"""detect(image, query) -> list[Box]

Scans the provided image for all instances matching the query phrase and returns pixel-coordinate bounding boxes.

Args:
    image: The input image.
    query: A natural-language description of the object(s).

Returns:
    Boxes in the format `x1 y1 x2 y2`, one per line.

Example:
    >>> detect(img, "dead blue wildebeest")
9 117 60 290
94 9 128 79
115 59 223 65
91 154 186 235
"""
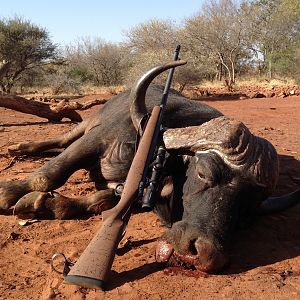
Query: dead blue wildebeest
0 61 299 273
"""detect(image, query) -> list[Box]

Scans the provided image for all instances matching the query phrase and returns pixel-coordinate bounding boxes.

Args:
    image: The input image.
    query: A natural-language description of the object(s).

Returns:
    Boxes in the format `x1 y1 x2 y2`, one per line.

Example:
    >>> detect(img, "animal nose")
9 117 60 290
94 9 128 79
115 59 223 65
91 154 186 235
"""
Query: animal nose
156 237 228 273
191 238 228 272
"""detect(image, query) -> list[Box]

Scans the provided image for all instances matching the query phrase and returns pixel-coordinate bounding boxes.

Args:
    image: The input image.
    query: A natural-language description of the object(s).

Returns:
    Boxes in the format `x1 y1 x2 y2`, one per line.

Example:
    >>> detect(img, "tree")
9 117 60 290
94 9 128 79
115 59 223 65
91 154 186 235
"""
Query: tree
249 0 300 78
125 19 178 53
65 38 129 86
0 17 57 93
183 0 249 89
124 19 197 89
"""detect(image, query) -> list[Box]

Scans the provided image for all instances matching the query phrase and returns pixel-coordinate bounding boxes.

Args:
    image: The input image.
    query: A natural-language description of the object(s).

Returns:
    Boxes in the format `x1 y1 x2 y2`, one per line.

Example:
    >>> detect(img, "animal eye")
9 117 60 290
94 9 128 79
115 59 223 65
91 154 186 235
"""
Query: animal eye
198 172 206 180
197 170 214 187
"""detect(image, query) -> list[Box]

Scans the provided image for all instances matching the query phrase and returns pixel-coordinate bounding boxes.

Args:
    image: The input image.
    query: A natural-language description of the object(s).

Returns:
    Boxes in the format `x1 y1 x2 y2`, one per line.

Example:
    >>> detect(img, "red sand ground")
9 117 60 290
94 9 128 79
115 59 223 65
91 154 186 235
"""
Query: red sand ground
0 92 299 300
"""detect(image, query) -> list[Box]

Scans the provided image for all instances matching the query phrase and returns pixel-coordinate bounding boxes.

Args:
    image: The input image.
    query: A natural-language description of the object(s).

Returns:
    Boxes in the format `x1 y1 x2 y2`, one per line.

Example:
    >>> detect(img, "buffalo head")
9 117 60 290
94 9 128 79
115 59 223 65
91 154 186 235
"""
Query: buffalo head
129 61 279 273
156 117 279 272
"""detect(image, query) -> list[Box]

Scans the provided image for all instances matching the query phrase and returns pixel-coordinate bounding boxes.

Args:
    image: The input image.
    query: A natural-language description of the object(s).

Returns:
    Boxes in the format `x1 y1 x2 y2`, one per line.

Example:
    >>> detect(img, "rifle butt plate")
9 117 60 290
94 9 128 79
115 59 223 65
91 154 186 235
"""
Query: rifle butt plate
64 274 105 290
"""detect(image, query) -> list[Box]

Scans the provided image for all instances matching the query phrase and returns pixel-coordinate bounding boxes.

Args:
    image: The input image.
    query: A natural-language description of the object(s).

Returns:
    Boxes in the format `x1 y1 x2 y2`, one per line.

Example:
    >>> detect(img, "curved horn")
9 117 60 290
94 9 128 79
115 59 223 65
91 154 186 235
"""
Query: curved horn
258 189 300 214
164 116 279 194
129 60 187 130
163 117 249 156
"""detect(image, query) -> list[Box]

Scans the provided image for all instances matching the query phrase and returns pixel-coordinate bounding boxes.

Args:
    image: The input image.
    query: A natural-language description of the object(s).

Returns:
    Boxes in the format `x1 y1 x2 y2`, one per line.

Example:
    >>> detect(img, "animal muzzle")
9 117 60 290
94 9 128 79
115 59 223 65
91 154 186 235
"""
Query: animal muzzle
156 237 228 273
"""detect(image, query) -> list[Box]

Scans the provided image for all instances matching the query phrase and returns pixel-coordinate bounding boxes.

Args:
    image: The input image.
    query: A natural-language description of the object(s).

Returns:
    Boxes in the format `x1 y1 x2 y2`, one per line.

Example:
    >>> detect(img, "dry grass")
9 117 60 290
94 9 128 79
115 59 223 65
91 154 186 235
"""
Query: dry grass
236 77 297 88
16 76 298 98
18 84 126 98
199 77 297 89
78 84 126 95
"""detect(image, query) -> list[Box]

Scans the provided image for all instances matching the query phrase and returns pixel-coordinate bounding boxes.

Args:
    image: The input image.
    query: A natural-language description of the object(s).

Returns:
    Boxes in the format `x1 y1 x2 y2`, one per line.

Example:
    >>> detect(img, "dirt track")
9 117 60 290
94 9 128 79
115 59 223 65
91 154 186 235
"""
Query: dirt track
0 93 299 300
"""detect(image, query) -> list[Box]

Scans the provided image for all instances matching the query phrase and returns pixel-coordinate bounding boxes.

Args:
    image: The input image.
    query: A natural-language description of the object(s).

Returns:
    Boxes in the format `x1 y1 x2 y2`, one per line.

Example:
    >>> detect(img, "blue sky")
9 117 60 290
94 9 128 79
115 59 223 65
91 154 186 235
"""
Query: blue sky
0 0 204 46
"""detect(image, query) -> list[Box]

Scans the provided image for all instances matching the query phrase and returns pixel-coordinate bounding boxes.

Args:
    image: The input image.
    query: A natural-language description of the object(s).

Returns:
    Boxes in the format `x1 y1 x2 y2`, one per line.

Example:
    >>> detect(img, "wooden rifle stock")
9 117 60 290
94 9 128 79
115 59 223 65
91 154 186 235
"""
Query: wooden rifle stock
64 45 183 290
64 106 161 289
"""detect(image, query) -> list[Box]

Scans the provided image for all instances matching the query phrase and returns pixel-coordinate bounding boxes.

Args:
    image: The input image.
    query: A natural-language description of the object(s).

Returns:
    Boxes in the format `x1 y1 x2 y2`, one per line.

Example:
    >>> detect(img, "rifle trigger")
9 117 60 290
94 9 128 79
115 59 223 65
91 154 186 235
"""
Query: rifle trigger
50 252 74 277
114 183 124 196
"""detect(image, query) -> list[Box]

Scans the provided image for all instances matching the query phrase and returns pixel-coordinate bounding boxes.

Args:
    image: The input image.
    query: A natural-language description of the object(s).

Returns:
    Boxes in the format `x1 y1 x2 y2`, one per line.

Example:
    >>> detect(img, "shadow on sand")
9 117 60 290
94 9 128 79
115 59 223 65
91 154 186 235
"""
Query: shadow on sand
225 154 300 274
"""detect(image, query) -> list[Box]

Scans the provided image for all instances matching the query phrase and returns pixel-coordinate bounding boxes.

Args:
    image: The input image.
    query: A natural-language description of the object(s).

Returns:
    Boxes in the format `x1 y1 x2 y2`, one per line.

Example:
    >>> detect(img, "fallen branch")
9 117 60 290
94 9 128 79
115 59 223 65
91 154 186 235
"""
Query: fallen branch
74 99 107 110
50 98 107 111
0 94 82 122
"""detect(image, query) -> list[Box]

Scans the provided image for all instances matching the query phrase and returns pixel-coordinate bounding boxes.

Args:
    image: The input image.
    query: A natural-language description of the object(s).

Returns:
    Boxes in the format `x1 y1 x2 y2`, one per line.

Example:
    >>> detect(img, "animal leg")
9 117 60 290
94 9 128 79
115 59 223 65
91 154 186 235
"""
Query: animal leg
0 131 101 210
13 189 118 219
7 119 90 156
0 180 31 210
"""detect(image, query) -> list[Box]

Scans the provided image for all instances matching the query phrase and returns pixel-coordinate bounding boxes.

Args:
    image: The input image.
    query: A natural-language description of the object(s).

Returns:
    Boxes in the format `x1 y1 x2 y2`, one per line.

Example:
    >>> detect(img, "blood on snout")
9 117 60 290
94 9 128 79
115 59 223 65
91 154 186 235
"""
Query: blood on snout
156 238 228 274
156 240 174 263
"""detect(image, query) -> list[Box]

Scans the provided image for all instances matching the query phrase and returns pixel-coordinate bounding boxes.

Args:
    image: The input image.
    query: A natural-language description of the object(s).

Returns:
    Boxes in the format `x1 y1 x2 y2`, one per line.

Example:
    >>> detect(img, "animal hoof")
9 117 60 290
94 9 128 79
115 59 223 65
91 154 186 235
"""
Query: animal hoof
13 192 50 219
0 181 24 209
8 143 31 156
86 189 117 214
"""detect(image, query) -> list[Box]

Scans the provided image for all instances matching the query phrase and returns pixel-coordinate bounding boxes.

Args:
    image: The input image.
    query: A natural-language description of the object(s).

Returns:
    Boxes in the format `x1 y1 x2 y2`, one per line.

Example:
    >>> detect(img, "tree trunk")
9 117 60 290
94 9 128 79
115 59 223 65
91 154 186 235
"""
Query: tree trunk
268 59 273 79
0 94 83 122
0 61 10 80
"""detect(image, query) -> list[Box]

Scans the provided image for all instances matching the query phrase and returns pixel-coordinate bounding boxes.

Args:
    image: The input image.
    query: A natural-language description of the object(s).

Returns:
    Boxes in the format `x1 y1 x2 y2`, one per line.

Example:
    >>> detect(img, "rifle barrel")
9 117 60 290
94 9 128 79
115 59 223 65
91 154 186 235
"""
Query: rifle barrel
161 45 181 107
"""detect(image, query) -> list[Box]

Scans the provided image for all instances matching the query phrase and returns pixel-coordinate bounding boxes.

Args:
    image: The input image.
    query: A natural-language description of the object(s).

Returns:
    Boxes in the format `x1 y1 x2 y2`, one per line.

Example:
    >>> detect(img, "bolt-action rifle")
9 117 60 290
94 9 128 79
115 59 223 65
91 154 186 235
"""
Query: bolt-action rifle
63 45 185 290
